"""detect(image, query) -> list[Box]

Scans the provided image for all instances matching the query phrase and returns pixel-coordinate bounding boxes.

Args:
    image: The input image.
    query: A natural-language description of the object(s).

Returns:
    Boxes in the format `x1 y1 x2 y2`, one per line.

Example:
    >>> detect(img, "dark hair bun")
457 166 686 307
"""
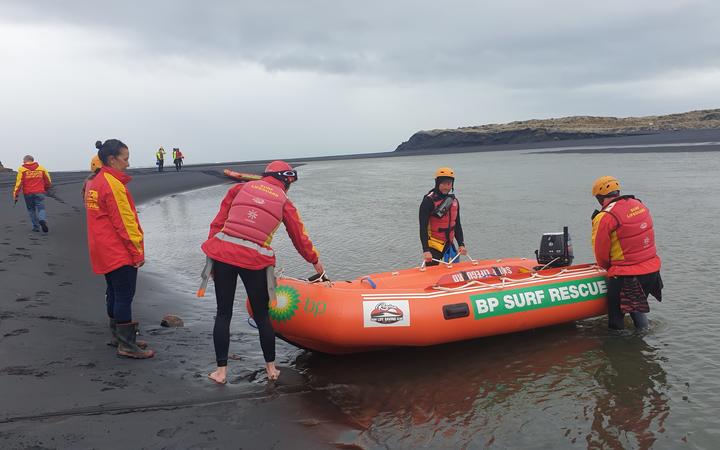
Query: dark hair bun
95 140 103 150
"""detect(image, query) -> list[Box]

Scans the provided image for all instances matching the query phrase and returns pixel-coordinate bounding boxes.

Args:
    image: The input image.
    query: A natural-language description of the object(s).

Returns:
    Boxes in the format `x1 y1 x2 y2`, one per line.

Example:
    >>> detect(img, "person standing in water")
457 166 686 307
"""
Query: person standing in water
591 175 662 330
419 167 466 266
85 139 154 358
201 160 324 383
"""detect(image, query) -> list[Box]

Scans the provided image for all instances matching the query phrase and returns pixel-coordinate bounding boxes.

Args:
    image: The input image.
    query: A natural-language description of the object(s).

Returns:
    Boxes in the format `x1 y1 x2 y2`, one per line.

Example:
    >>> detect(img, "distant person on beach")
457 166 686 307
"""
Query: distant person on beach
156 147 166 172
419 167 466 266
84 139 154 359
172 147 184 172
201 160 324 383
591 176 663 330
12 155 52 233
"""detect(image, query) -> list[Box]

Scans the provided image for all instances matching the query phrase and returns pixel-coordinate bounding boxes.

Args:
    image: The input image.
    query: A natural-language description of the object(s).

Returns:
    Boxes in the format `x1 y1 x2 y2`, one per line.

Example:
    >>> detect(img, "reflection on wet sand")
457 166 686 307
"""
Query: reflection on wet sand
293 321 669 449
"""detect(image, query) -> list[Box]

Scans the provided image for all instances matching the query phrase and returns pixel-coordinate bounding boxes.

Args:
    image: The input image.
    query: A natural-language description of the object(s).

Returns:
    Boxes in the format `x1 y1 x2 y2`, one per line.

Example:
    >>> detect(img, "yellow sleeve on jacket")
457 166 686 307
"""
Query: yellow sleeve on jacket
105 173 144 257
12 168 25 198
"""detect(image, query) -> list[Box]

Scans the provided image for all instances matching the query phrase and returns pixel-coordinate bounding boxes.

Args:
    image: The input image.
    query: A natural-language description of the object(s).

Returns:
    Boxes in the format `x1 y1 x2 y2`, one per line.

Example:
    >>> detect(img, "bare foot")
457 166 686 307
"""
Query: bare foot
208 367 227 385
266 362 281 381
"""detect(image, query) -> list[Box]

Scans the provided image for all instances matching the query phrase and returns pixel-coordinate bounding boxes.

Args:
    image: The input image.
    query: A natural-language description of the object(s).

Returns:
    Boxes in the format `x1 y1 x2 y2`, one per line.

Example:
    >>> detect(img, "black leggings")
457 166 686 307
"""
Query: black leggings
212 259 275 366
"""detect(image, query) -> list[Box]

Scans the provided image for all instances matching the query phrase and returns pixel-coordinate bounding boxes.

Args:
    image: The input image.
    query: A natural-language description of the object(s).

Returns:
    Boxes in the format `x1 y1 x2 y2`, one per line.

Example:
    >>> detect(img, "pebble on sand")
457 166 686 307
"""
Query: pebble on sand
160 315 184 328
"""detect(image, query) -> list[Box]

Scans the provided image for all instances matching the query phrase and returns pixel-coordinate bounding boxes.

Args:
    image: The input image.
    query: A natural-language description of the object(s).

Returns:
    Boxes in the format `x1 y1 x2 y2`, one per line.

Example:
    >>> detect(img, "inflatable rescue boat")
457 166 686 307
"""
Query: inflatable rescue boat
256 256 608 354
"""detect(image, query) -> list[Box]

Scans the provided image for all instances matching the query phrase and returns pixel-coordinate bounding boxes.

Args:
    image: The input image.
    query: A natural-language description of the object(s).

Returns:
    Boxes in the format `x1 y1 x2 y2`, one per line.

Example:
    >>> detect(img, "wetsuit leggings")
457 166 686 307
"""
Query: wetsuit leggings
104 265 138 324
212 259 275 366
606 273 659 330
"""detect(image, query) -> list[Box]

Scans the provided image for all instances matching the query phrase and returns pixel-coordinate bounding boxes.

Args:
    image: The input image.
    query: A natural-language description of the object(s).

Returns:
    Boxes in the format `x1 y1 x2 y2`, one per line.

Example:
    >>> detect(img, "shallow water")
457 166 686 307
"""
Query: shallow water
140 149 720 448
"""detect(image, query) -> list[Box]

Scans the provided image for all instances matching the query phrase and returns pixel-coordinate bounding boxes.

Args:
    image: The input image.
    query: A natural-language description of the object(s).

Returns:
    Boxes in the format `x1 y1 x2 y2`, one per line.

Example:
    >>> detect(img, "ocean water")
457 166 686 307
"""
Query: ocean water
140 149 720 449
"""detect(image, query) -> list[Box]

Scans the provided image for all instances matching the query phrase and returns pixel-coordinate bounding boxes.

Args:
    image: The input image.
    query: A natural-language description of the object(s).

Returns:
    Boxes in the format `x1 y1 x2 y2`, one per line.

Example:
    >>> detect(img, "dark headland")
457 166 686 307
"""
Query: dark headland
393 108 720 154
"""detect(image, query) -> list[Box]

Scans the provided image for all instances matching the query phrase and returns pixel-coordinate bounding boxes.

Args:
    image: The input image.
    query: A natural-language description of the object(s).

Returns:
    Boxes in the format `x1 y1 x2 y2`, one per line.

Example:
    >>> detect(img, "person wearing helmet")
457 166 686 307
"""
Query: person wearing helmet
591 176 662 330
419 167 467 265
201 160 324 383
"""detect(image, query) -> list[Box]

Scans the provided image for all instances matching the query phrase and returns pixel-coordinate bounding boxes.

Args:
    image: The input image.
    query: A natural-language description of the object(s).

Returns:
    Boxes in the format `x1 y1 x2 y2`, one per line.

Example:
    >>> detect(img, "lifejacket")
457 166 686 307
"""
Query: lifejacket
221 180 287 247
592 195 660 274
427 193 458 252
156 150 164 160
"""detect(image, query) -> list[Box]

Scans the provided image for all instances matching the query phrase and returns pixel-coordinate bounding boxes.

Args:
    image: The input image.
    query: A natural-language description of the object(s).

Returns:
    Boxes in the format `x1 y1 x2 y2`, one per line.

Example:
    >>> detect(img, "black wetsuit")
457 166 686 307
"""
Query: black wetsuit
211 259 275 366
419 189 465 266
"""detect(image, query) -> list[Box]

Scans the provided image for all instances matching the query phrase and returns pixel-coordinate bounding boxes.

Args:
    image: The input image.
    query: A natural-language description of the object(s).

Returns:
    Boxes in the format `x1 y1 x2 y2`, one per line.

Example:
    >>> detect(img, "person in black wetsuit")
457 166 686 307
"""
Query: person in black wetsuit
419 167 467 266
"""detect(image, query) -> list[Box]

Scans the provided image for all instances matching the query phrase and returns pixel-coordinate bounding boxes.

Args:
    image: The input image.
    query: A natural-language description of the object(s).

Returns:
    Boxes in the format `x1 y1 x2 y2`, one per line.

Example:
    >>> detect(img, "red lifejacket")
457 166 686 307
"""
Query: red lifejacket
221 180 287 247
593 195 661 276
427 193 458 250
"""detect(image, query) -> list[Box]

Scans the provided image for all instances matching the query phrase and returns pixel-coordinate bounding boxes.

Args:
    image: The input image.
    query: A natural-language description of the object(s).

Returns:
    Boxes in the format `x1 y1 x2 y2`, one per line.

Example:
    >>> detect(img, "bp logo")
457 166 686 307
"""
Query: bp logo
269 285 300 322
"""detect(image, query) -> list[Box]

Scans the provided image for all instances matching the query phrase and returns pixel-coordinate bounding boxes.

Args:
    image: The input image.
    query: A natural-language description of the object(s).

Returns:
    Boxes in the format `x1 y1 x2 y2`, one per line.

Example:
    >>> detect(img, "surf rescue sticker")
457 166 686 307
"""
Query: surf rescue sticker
470 277 607 319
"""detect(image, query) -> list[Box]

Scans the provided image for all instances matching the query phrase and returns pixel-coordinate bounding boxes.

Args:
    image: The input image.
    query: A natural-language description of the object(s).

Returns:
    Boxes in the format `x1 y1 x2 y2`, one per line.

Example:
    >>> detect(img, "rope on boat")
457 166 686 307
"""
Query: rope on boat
419 253 477 271
431 265 604 292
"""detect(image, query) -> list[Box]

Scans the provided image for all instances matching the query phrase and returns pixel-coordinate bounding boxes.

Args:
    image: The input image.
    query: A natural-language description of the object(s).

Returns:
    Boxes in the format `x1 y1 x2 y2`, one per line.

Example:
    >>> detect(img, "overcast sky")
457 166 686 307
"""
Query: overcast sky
1 0 719 170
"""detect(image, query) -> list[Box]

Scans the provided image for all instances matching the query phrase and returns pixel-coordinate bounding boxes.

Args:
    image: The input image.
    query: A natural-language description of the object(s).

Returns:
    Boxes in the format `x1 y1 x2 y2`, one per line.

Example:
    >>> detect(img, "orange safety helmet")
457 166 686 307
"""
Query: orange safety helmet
434 167 455 179
90 155 103 172
591 176 621 196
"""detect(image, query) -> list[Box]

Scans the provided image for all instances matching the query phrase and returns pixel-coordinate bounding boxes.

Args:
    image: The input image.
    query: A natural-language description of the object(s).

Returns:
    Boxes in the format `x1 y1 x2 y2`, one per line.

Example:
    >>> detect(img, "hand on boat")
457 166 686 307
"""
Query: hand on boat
313 261 325 276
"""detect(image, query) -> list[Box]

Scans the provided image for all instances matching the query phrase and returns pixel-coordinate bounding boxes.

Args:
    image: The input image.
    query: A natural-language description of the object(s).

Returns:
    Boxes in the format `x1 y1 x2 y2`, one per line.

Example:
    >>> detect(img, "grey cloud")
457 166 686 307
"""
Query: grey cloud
2 0 720 88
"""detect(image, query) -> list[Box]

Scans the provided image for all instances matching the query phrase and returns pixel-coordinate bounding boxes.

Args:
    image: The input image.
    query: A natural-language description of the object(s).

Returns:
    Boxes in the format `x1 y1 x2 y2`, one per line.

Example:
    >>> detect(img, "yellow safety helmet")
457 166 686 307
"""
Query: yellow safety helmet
434 167 455 179
90 155 102 172
591 176 621 196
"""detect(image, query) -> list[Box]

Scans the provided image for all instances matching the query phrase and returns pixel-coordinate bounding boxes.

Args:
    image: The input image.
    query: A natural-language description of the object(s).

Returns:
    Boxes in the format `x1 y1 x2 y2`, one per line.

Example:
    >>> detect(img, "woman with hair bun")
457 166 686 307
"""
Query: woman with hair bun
84 139 154 359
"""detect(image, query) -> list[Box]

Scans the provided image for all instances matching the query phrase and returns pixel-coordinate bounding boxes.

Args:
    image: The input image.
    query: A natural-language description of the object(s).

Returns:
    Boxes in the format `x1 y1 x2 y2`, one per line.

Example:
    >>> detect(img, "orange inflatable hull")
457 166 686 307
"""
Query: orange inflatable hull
257 259 609 354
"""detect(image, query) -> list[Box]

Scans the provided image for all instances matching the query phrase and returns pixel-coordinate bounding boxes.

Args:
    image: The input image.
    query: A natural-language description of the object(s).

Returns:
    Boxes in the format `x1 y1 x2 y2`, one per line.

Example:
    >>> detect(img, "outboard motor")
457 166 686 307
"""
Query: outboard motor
535 226 574 268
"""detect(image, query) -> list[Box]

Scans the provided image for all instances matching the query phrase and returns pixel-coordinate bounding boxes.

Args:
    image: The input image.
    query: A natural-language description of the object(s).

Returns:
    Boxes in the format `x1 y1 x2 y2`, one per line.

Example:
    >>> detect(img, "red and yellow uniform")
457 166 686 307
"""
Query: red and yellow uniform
13 162 51 199
591 195 661 277
201 176 319 270
84 166 144 274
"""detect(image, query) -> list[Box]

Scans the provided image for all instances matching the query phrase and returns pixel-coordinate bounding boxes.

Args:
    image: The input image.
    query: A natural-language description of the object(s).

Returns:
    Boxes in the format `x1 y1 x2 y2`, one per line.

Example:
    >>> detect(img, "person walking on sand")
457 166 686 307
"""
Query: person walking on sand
12 155 52 233
591 176 663 330
84 139 154 359
172 147 184 172
155 147 166 172
419 167 467 266
201 160 324 383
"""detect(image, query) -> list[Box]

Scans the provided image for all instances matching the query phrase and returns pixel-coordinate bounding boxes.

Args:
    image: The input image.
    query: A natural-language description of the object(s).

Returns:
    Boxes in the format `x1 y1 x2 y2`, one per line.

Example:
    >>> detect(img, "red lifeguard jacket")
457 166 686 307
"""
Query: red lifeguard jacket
591 195 661 276
222 180 287 247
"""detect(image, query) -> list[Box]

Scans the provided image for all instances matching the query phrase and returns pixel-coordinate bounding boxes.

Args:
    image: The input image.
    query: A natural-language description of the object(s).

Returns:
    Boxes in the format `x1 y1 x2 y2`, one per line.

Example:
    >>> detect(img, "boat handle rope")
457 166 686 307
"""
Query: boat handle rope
419 253 478 271
431 265 604 292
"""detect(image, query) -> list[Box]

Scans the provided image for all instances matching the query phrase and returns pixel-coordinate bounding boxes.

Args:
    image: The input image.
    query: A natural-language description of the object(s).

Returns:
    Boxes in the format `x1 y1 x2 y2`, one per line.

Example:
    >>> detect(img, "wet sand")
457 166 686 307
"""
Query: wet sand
0 165 348 449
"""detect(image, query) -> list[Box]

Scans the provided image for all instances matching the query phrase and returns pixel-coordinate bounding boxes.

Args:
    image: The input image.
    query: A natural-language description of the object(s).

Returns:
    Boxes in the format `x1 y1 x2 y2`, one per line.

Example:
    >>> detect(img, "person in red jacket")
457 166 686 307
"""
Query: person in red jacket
85 139 154 359
202 160 324 383
591 176 662 330
13 155 52 232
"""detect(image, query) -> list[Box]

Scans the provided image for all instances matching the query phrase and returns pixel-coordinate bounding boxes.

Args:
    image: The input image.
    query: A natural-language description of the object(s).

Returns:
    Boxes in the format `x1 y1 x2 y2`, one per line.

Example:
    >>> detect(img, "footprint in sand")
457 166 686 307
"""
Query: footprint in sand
44 271 55 276
15 297 30 302
3 329 29 338
156 427 181 438
58 281 72 286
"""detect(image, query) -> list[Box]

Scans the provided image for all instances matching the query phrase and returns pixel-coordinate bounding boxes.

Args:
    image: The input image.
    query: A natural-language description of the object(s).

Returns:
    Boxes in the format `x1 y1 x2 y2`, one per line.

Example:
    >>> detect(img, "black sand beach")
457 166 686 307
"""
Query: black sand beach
2 130 719 448
0 164 348 449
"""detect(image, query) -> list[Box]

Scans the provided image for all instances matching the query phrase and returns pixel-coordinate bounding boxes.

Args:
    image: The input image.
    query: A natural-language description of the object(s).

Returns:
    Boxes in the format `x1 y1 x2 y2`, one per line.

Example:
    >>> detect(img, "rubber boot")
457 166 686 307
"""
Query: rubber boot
116 322 155 359
108 318 147 349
